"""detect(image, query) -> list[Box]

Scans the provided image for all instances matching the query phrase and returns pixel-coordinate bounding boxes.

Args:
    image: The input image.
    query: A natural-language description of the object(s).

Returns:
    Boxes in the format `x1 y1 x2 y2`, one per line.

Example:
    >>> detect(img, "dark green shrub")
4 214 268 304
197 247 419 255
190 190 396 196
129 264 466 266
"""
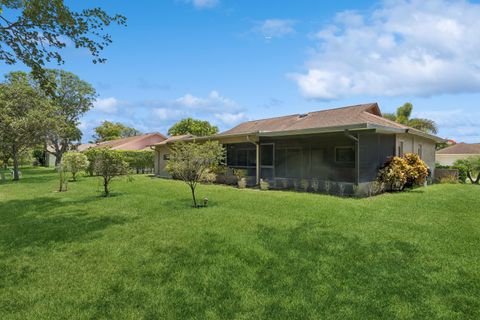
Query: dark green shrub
117 150 154 174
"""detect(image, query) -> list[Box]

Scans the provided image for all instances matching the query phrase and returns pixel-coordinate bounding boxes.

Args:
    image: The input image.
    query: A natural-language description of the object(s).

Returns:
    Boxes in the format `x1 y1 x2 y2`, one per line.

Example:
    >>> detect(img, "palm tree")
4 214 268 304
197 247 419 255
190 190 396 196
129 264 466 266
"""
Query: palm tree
383 103 438 134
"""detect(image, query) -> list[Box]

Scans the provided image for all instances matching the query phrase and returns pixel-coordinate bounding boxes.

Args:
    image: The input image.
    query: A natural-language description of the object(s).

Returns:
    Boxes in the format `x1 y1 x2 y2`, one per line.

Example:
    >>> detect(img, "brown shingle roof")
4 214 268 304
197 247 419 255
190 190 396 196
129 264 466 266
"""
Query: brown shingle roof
219 103 409 136
437 143 480 155
96 133 166 151
152 135 194 146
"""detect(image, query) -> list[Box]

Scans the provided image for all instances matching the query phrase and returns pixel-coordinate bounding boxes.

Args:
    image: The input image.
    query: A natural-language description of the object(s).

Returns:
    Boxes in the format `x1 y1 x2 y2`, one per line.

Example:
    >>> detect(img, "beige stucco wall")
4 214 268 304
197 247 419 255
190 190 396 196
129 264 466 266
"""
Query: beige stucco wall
154 145 172 178
396 133 436 172
436 154 479 166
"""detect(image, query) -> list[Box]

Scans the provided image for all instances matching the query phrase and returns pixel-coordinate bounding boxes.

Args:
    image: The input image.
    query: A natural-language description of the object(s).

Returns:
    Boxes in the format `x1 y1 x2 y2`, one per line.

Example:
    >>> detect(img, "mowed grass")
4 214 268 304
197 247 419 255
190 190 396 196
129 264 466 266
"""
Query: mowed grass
0 167 479 319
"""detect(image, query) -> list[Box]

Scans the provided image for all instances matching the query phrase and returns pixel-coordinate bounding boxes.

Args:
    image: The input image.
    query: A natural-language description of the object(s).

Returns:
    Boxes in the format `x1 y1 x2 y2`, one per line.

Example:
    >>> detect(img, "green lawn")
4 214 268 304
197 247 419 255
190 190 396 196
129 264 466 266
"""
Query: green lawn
0 167 479 319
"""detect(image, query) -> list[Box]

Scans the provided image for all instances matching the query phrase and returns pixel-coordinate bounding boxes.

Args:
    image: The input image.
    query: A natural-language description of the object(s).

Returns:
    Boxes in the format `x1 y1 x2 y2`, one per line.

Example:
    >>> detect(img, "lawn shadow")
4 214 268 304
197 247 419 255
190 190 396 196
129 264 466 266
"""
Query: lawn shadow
0 196 131 253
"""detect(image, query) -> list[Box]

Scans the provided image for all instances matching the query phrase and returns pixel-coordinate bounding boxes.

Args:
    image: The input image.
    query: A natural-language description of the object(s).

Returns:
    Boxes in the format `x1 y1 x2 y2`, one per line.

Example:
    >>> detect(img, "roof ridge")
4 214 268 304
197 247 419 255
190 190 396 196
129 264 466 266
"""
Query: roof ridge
220 103 378 133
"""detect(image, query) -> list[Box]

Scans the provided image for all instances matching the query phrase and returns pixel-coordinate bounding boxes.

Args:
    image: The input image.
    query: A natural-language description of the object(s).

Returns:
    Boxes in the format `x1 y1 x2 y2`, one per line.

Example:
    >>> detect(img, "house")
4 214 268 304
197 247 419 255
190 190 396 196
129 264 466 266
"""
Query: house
436 143 480 166
46 133 167 167
153 103 443 195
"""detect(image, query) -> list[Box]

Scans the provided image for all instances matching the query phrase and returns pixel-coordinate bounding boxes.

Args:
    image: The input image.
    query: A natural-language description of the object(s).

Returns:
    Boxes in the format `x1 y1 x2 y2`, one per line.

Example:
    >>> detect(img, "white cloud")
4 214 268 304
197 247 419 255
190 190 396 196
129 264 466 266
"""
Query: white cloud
153 108 185 121
174 90 240 112
93 97 119 114
214 112 247 125
415 109 480 142
291 0 480 100
185 0 218 9
256 19 296 38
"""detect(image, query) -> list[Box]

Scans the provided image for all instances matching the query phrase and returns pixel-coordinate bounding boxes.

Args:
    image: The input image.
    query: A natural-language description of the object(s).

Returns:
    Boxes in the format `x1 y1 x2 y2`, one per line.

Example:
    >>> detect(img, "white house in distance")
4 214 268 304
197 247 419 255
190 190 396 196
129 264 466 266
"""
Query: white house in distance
436 143 480 166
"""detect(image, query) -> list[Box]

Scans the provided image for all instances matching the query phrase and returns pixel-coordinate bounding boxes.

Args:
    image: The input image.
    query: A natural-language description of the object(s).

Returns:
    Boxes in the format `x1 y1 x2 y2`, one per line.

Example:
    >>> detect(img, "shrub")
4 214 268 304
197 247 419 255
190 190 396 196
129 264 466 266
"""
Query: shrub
62 151 89 181
84 148 100 176
94 148 130 196
404 153 429 187
118 150 154 174
260 179 269 190
454 157 480 184
233 168 247 189
377 156 409 191
300 179 309 192
378 153 429 191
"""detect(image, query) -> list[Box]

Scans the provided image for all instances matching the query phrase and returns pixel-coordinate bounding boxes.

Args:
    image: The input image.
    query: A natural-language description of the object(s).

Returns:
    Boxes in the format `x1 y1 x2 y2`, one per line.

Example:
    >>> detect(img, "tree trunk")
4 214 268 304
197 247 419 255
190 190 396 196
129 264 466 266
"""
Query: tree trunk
190 185 197 207
103 176 109 196
467 171 475 184
55 153 62 167
72 172 77 182
12 146 19 181
475 172 480 185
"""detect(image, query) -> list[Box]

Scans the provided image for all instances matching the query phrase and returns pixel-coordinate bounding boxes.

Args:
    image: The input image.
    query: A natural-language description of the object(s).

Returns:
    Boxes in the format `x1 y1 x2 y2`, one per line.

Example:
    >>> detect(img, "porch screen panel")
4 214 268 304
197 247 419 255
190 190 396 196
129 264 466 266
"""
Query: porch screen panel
274 147 303 178
359 133 396 183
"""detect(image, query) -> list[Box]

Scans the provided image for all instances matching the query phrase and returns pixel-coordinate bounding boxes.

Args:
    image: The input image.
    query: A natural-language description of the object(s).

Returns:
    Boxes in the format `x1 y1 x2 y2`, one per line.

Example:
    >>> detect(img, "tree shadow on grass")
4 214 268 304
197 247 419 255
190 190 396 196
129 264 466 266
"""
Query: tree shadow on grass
89 223 480 319
0 196 131 253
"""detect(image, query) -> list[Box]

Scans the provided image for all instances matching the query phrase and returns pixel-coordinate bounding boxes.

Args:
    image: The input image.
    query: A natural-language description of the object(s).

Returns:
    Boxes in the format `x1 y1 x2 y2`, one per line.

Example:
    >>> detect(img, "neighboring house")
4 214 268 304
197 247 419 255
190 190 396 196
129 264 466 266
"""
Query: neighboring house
153 103 443 196
46 133 167 167
436 143 480 166
153 135 194 178
94 133 167 151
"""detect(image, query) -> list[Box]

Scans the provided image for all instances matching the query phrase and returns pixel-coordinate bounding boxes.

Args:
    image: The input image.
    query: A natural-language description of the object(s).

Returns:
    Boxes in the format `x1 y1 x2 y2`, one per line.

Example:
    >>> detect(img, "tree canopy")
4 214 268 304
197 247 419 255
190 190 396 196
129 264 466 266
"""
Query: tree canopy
44 69 96 165
0 71 54 180
383 103 438 134
166 141 225 207
168 118 219 137
0 1 126 81
93 121 142 142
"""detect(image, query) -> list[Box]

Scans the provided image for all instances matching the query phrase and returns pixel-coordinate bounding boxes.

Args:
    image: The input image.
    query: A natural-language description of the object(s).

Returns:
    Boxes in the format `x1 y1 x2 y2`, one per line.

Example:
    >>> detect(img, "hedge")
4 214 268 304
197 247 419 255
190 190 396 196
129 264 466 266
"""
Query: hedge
85 148 154 175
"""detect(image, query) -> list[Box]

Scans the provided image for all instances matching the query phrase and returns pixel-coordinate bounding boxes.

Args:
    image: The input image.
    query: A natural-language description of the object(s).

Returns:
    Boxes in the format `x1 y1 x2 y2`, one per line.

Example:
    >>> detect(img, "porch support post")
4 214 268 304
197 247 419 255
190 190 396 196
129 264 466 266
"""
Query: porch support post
355 135 360 185
256 143 260 185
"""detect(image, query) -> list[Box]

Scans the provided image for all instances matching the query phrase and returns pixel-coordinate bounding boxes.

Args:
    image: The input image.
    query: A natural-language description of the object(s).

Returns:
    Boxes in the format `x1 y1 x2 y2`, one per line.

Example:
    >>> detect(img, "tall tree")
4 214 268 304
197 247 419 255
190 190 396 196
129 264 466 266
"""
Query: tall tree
93 121 141 142
0 1 126 83
0 71 53 180
168 118 219 137
43 69 96 165
383 103 438 134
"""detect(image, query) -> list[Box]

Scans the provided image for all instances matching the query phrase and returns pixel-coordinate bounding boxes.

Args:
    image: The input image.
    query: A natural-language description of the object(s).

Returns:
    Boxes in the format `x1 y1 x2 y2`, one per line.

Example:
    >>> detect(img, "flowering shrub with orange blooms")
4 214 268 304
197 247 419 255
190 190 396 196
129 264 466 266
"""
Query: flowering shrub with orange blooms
378 153 429 191
404 153 429 187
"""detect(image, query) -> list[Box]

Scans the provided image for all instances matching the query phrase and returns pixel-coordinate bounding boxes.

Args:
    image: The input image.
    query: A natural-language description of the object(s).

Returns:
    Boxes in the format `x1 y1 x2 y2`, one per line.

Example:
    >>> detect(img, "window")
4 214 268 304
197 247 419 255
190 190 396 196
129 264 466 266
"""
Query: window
398 141 404 157
417 144 423 159
275 147 302 178
226 144 256 168
261 144 274 166
163 154 170 160
335 146 355 163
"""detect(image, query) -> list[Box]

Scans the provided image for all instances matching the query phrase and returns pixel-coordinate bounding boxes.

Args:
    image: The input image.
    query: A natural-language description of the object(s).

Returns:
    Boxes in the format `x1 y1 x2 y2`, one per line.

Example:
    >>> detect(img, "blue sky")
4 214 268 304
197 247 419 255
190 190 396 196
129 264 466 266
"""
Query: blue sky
2 0 480 142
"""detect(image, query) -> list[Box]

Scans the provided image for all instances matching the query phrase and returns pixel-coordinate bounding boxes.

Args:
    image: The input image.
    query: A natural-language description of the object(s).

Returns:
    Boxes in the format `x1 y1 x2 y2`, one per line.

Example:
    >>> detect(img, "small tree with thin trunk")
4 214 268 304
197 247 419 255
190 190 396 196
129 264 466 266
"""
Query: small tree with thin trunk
454 157 480 184
93 148 129 196
62 151 89 181
166 141 225 207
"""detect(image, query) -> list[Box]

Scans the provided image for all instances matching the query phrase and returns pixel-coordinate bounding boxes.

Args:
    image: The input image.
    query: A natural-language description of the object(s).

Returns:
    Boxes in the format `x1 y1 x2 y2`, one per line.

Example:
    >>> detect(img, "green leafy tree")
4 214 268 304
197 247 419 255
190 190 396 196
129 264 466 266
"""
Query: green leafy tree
93 148 129 196
454 157 480 184
0 1 126 83
166 141 225 207
43 69 96 165
93 121 142 142
383 103 438 134
0 72 53 180
168 118 219 137
62 151 89 181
